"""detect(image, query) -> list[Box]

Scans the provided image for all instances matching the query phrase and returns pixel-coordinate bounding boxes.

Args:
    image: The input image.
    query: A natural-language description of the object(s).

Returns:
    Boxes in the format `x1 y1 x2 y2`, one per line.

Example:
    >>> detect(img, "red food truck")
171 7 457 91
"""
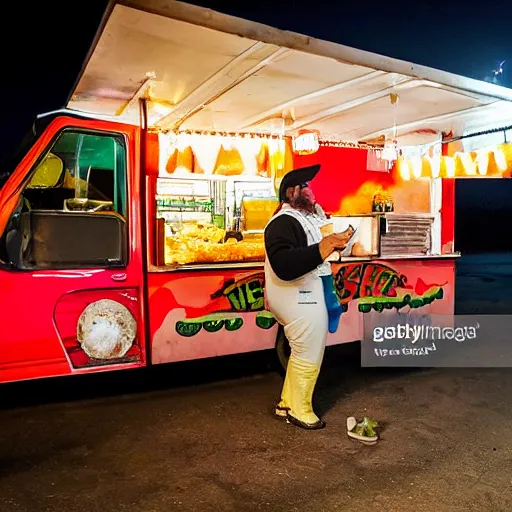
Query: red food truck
1 0 512 384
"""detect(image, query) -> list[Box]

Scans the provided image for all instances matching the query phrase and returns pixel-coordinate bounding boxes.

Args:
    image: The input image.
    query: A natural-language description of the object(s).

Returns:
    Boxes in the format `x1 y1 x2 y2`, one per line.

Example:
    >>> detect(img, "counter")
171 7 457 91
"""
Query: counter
149 252 461 273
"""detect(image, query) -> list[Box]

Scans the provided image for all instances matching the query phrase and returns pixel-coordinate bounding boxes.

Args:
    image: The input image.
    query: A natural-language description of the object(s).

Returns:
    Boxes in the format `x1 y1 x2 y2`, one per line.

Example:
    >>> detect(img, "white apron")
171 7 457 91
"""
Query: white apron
264 204 329 366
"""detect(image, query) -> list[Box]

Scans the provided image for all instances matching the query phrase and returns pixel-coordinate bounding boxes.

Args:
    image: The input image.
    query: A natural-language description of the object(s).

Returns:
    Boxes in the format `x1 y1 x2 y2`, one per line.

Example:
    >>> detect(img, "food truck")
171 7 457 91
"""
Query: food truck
1 0 512 384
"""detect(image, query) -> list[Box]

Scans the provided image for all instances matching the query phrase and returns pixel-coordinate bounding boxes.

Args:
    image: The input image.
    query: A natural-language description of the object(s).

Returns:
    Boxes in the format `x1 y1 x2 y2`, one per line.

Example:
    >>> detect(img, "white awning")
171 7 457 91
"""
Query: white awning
67 0 512 145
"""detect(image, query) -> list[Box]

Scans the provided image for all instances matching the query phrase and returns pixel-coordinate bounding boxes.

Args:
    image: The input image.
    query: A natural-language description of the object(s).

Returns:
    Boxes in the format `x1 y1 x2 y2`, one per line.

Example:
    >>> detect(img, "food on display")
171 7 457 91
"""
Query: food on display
165 222 265 265
172 223 225 243
269 146 285 178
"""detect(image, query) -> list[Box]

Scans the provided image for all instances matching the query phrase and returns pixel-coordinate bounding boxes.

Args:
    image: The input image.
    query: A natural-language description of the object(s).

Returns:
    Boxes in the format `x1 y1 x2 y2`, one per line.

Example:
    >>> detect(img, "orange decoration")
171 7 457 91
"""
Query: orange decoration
166 146 195 174
497 144 512 176
165 148 178 174
213 146 245 176
454 152 476 176
284 137 294 174
439 156 455 178
256 143 269 177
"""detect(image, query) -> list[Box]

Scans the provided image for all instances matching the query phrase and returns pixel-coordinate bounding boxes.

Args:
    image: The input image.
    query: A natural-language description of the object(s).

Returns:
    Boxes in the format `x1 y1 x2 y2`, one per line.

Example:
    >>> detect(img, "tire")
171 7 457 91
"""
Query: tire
275 326 291 376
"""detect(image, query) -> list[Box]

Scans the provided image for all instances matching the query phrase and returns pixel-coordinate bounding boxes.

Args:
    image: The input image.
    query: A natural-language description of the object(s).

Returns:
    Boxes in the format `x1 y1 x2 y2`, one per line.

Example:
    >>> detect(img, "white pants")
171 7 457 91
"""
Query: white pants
265 262 328 366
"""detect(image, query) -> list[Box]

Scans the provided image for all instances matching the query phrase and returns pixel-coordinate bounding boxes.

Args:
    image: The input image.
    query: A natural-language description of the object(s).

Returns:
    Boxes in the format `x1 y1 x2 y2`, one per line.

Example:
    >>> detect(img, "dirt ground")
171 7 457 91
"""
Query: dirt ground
1 354 512 512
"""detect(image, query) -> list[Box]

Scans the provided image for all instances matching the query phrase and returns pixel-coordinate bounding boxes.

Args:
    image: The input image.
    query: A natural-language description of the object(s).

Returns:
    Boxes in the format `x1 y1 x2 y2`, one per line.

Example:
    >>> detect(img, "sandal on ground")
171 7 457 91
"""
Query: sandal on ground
346 416 379 445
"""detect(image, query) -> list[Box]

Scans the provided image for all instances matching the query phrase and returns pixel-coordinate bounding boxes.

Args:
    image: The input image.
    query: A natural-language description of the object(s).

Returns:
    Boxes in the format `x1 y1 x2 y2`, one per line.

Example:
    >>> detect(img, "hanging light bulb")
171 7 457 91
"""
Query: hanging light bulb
382 93 399 163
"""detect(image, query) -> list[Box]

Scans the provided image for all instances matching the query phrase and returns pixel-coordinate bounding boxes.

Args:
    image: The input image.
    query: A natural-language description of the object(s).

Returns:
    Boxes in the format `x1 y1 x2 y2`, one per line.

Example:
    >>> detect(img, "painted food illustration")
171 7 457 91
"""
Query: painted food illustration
174 263 447 336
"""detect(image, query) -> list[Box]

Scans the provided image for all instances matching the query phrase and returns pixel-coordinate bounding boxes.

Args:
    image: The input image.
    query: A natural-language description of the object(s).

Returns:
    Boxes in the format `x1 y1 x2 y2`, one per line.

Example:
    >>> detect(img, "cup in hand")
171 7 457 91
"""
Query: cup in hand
320 223 334 237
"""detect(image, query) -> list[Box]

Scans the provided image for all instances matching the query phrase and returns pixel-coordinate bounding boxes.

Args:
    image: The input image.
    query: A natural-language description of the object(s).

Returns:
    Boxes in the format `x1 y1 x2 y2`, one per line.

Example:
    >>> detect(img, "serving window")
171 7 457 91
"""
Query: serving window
155 132 290 266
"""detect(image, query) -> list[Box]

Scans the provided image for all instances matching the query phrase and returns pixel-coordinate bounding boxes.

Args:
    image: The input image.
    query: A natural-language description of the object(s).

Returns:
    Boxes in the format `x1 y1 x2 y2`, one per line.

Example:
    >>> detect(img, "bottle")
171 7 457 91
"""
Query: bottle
372 193 383 212
384 192 394 212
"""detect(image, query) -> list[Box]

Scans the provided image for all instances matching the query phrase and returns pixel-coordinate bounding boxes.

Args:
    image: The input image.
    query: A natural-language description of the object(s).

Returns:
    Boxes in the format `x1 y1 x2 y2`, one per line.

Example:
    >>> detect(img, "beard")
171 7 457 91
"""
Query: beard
288 191 316 214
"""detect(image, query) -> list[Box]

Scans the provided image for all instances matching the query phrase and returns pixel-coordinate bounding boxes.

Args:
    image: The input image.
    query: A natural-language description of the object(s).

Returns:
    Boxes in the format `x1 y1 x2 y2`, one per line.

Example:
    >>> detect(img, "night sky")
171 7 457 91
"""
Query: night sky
2 0 512 212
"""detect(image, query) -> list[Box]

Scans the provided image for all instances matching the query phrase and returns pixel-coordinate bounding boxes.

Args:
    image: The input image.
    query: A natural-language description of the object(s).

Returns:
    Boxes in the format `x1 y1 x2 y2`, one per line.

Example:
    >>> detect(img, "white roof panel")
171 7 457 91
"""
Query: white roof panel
67 0 512 143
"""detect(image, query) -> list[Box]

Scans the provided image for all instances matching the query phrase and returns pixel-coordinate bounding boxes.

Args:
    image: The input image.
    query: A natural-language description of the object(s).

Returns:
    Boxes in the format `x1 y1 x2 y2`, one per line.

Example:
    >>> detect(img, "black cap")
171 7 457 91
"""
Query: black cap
278 164 321 201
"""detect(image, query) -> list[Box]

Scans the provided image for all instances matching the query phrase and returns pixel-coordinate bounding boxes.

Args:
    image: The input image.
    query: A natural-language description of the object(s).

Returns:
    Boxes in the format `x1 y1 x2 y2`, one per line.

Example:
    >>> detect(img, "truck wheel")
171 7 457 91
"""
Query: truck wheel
275 326 291 376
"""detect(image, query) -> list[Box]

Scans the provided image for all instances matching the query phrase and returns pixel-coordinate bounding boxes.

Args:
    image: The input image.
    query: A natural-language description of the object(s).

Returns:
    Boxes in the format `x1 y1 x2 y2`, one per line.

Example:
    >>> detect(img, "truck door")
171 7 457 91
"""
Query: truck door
0 115 146 383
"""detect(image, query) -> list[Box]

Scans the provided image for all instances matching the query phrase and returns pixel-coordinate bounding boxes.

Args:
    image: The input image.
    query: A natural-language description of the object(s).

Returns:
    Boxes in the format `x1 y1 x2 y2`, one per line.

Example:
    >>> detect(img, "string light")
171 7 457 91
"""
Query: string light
318 140 383 150
164 129 512 177
176 129 282 140
171 129 383 150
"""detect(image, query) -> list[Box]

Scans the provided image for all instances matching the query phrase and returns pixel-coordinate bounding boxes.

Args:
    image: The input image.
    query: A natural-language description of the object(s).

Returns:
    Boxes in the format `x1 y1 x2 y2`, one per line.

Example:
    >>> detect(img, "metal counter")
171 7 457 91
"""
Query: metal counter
149 253 461 273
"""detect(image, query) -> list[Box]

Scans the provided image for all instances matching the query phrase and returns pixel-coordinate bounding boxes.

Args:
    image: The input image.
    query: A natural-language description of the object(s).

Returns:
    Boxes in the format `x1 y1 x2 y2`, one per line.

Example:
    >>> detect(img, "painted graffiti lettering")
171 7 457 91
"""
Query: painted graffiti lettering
333 262 445 313
246 278 265 311
335 263 405 305
220 274 266 313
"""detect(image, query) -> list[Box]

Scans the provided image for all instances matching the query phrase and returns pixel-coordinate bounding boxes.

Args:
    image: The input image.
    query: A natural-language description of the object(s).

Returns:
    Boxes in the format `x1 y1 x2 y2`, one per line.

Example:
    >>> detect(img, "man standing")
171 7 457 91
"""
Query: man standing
264 164 354 430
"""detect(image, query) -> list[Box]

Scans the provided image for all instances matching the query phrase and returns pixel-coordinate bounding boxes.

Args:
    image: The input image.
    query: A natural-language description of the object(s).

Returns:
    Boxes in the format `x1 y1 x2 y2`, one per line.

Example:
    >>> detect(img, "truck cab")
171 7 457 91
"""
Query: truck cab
0 111 146 382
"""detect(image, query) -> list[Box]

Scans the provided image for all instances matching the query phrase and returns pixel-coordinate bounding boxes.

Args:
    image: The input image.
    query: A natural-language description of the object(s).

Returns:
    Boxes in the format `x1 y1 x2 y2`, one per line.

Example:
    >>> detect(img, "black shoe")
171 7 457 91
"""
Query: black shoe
286 414 326 430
